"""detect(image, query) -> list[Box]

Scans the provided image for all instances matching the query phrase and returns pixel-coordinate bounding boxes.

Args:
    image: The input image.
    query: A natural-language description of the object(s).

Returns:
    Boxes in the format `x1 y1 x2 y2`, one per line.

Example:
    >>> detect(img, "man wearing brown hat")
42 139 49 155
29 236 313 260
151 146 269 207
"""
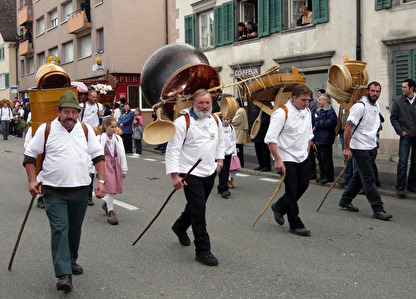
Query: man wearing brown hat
23 91 105 291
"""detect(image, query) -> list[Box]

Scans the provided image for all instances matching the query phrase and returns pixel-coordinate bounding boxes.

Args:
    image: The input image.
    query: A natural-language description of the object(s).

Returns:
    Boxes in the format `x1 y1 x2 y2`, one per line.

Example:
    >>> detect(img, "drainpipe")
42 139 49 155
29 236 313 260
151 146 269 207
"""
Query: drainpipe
165 0 169 44
356 0 361 61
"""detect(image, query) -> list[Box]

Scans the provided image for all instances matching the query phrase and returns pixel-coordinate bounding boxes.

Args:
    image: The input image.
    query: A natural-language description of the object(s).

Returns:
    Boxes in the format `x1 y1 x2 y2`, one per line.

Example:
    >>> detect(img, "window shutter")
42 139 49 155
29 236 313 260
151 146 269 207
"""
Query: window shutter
312 0 328 24
258 0 269 37
222 1 234 45
184 14 195 46
375 0 392 11
5 73 9 88
270 0 282 33
393 51 411 97
214 6 223 46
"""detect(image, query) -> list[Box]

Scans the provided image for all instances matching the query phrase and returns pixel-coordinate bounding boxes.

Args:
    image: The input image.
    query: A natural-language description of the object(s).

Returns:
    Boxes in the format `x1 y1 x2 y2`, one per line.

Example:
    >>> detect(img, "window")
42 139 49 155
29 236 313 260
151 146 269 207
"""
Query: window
375 0 391 10
0 73 9 89
96 28 104 52
199 11 214 49
63 41 74 63
0 46 4 61
393 50 416 97
49 47 58 58
79 34 91 58
20 60 24 77
49 9 58 29
37 52 46 67
37 17 45 35
62 2 73 22
241 1 256 23
26 57 35 74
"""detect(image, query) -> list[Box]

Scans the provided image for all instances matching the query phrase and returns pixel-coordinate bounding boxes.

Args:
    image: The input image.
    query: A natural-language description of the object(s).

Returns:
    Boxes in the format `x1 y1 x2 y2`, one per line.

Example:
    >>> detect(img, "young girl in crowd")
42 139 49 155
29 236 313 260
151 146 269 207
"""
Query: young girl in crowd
98 117 128 225
132 108 143 157
217 116 238 198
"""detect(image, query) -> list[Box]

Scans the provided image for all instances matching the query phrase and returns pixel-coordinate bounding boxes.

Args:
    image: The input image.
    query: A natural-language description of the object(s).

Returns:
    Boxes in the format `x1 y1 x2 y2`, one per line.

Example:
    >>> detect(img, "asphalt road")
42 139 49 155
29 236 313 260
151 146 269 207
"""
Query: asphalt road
1 135 415 298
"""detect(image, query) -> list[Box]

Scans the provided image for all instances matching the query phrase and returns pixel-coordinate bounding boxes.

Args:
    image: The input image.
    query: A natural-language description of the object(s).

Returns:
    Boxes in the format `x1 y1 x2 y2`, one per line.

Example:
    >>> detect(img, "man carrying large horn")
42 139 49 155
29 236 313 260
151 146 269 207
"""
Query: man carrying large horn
165 89 225 266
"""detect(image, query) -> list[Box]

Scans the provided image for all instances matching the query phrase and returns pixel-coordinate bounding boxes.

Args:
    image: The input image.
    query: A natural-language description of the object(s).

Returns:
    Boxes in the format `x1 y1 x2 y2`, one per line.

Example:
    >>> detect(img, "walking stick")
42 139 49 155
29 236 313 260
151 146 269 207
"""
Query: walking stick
132 159 202 246
316 160 348 212
8 181 43 271
252 172 286 227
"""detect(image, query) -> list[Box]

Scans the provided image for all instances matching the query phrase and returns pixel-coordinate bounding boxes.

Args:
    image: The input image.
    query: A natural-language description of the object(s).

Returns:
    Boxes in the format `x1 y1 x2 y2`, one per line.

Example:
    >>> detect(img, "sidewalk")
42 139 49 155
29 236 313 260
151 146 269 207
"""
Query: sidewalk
143 142 416 200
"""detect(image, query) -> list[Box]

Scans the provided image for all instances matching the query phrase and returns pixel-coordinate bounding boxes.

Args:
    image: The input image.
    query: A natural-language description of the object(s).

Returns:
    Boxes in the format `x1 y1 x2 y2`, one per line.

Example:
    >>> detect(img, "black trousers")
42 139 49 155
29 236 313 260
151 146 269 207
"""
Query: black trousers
122 133 133 153
218 154 232 193
316 144 334 181
236 144 244 168
254 142 270 169
173 172 216 252
134 138 142 155
273 158 311 229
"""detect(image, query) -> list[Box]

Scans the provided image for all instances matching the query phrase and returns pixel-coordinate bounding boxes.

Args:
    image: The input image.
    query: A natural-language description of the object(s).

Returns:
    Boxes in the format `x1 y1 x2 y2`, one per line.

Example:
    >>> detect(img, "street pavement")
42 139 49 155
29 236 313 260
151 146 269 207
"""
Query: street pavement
1 135 416 298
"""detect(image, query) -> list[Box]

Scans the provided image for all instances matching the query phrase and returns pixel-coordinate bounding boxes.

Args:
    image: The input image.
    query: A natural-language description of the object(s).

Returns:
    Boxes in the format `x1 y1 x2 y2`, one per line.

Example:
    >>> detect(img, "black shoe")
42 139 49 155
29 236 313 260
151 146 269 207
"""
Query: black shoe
289 227 311 236
315 177 322 183
271 202 284 225
56 274 72 291
37 196 45 209
171 226 191 246
71 263 83 275
339 202 359 212
407 185 416 193
397 189 406 198
154 146 162 150
260 167 271 172
373 210 392 221
376 181 381 187
338 181 348 187
254 166 262 171
195 251 218 266
320 179 333 184
88 197 94 206
221 191 231 198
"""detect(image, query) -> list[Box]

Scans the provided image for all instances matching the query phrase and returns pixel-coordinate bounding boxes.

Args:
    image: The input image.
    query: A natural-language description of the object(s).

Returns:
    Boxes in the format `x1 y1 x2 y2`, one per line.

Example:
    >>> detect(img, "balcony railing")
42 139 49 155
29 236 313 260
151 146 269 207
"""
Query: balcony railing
19 40 34 56
68 9 92 34
18 4 34 26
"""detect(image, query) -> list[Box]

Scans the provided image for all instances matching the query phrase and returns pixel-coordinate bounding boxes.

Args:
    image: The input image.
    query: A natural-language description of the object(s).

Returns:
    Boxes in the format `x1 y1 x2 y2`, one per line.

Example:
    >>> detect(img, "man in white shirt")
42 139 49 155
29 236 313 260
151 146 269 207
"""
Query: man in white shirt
165 89 224 266
1 101 13 140
80 90 103 127
23 91 105 291
265 84 314 236
339 82 392 220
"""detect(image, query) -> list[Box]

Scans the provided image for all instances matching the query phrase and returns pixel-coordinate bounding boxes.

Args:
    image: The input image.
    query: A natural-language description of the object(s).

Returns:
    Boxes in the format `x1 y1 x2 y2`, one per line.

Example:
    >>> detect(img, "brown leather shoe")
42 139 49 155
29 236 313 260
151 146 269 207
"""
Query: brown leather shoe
107 210 118 225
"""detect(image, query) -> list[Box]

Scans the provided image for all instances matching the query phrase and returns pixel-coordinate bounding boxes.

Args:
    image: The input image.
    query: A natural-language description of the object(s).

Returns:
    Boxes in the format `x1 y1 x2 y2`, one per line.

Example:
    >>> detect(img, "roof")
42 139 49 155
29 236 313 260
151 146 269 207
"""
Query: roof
0 0 16 42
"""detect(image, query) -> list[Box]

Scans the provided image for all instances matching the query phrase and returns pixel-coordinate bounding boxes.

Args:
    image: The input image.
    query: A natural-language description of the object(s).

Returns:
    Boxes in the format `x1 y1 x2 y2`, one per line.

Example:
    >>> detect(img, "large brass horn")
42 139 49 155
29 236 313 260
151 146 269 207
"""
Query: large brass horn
143 107 176 145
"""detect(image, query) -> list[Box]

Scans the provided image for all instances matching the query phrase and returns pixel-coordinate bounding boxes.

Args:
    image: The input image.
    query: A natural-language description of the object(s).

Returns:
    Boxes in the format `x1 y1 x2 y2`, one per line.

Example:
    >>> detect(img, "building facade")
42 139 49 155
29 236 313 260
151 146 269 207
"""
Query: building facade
16 0 175 122
174 0 415 156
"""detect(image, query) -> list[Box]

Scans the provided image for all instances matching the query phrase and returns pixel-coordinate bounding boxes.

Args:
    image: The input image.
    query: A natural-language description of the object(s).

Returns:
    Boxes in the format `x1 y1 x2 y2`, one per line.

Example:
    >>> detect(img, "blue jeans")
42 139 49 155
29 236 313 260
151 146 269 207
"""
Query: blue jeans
339 131 353 183
397 135 416 190
339 148 384 212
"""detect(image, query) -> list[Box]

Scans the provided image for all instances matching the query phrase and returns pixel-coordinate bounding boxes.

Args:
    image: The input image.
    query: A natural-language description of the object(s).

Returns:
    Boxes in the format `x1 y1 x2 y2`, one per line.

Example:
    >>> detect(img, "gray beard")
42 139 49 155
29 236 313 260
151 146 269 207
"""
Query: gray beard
193 106 212 119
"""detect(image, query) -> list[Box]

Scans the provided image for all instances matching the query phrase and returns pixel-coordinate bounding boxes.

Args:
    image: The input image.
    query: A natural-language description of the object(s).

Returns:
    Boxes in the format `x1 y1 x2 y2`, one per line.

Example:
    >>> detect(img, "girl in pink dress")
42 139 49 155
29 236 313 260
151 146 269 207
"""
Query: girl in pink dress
98 117 128 225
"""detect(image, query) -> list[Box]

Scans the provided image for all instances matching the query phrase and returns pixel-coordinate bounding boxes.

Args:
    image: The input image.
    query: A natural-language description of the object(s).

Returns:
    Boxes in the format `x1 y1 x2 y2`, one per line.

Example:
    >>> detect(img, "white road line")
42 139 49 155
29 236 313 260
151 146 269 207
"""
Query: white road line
259 178 280 183
236 173 250 177
144 158 157 162
113 199 139 211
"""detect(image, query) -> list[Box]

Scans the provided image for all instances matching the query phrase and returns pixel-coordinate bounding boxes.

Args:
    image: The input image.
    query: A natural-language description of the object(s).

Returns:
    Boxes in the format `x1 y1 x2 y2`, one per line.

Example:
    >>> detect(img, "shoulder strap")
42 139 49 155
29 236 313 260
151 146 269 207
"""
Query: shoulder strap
80 105 85 121
211 113 220 126
352 101 365 136
81 122 88 142
40 123 51 171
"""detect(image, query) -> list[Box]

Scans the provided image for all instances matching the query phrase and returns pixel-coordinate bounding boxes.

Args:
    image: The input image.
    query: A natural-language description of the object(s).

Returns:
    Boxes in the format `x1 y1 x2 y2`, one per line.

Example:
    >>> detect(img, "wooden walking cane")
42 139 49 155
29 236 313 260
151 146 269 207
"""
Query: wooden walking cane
252 172 286 227
8 181 43 271
316 160 348 212
132 158 202 246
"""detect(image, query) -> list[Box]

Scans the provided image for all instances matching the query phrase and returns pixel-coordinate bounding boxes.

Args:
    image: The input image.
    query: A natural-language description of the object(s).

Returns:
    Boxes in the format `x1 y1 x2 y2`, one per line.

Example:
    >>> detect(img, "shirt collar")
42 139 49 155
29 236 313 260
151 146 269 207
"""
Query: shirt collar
189 108 212 121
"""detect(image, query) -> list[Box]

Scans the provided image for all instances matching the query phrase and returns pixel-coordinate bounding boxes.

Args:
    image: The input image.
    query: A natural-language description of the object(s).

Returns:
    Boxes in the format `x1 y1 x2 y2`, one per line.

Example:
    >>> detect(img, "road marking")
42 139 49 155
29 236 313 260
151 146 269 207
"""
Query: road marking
259 178 280 183
113 199 139 210
144 158 157 162
236 173 249 177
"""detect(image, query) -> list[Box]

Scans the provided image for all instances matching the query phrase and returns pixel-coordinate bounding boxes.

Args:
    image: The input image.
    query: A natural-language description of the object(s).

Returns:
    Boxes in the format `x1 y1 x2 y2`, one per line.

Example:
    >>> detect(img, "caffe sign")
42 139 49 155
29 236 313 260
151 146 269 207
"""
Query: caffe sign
233 66 261 78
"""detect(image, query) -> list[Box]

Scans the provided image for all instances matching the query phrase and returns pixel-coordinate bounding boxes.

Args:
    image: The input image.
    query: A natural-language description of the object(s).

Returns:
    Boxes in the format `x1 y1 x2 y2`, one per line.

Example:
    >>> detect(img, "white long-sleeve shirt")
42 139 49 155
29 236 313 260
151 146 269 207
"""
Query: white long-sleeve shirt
165 108 225 177
265 100 313 163
25 118 104 187
222 124 237 156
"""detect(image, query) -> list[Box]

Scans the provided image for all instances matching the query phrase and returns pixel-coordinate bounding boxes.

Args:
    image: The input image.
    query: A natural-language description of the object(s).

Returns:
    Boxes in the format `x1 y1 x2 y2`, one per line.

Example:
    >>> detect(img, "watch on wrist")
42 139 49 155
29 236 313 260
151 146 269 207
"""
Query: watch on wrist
97 180 106 184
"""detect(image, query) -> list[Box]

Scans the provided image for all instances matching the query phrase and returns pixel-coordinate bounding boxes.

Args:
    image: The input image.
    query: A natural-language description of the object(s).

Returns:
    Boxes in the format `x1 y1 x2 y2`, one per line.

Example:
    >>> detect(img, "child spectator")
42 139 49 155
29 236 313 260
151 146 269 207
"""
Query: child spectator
217 116 237 198
132 108 143 157
98 117 128 225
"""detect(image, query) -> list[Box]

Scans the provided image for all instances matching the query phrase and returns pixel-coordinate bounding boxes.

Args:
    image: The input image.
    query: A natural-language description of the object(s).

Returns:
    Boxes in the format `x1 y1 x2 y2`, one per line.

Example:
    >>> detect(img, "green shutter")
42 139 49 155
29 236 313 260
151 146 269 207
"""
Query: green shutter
258 0 269 37
375 0 392 10
393 51 411 97
312 0 328 24
270 0 282 33
214 5 223 46
184 14 195 46
5 73 9 88
222 1 234 45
